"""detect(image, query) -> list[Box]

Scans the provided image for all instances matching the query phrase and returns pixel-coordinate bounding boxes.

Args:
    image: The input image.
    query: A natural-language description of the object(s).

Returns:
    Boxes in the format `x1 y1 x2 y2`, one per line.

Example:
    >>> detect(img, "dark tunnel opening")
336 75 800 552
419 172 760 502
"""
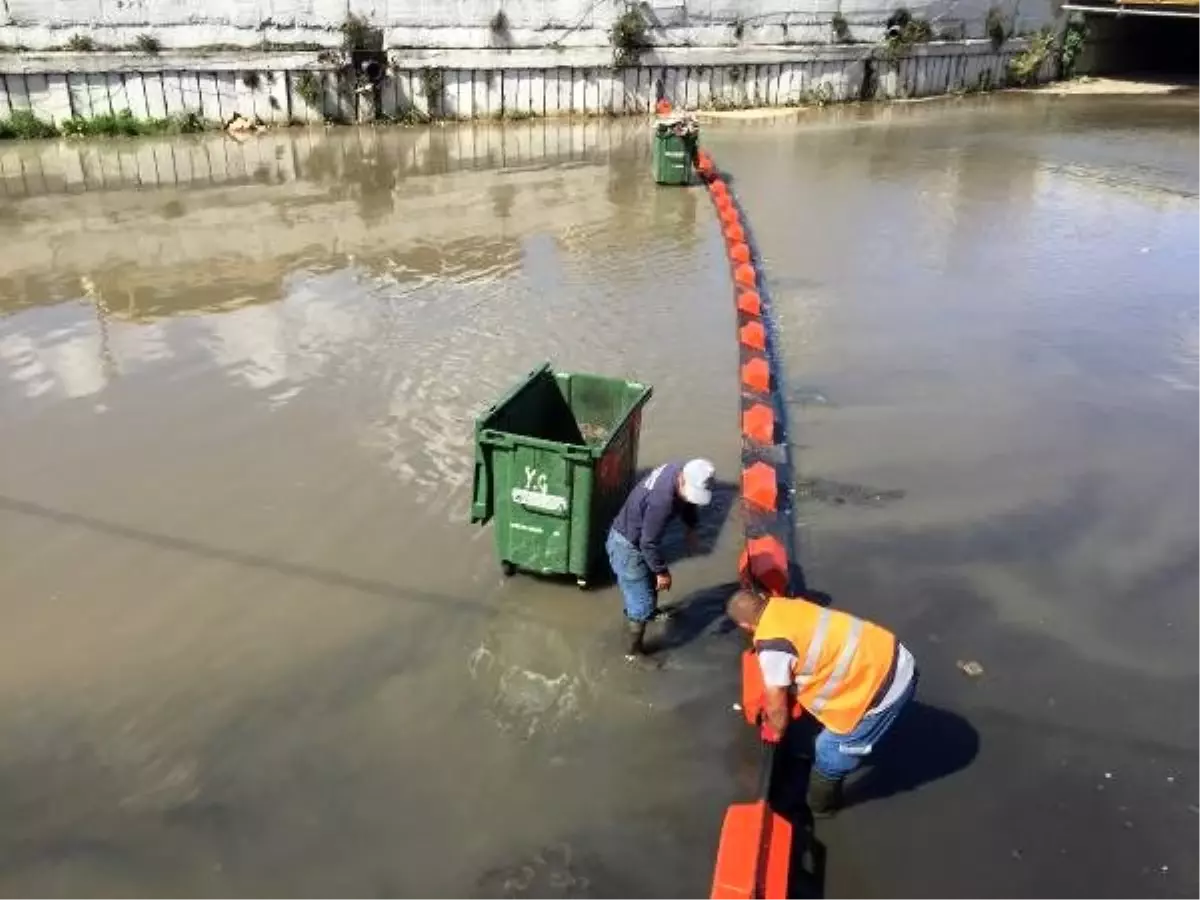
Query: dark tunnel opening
1078 10 1199 81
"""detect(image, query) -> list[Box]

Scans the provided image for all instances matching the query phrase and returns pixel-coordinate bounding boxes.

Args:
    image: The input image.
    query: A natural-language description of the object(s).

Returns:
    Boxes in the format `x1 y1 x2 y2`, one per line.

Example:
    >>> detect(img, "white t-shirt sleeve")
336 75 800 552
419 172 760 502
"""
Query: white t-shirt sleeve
758 649 796 688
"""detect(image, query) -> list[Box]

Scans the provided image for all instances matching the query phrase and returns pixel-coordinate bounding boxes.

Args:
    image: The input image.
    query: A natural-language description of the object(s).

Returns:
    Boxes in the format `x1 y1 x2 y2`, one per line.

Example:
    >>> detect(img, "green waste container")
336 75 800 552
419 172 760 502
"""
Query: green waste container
471 363 652 586
652 118 698 186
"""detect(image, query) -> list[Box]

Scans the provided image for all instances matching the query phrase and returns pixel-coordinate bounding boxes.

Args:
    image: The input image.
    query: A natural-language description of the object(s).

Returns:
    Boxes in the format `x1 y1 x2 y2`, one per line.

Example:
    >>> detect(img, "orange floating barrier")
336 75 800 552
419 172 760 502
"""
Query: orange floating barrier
730 242 751 264
739 320 766 351
742 403 774 444
738 648 803 729
710 794 792 900
740 648 765 726
742 462 778 512
724 223 745 243
734 264 757 289
739 535 790 595
710 179 729 196
737 291 762 316
741 357 770 393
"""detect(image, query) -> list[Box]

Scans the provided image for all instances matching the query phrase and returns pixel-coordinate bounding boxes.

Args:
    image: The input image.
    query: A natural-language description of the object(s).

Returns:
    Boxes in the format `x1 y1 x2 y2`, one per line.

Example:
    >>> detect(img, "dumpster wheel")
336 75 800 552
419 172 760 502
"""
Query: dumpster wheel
501 561 516 577
575 578 588 590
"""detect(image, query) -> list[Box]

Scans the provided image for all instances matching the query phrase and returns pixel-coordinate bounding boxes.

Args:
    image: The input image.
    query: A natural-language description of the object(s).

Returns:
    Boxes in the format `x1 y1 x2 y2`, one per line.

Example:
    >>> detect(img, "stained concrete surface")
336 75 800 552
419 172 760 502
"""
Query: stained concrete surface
0 95 1196 898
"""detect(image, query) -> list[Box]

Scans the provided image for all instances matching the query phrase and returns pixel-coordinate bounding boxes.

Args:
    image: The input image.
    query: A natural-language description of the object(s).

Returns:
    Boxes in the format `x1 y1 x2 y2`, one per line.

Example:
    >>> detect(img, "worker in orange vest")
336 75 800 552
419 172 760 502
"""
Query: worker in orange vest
726 590 918 817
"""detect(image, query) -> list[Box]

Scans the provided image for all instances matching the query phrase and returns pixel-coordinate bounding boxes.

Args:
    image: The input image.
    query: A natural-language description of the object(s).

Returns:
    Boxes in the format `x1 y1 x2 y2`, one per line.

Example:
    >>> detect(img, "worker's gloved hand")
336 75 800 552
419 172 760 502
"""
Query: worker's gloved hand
655 572 672 592
759 721 782 744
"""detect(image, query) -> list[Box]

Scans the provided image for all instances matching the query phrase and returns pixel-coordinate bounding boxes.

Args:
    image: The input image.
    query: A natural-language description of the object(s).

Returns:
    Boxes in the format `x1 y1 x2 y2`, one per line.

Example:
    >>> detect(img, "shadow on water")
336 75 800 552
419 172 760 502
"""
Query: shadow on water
655 475 739 564
844 700 981 808
766 701 979 897
0 494 488 616
655 580 741 652
653 563 837 654
771 700 981 813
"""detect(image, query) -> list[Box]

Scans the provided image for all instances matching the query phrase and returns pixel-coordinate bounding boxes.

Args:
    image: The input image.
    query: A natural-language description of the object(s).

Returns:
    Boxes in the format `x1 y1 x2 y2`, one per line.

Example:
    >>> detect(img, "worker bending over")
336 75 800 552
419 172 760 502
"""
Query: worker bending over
607 459 715 660
726 590 918 817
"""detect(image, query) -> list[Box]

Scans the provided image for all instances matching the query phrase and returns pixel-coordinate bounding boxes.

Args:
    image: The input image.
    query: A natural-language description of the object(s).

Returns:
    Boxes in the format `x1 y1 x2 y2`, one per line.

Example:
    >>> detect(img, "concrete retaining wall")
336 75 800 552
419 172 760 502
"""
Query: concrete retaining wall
0 41 1056 125
0 0 1059 51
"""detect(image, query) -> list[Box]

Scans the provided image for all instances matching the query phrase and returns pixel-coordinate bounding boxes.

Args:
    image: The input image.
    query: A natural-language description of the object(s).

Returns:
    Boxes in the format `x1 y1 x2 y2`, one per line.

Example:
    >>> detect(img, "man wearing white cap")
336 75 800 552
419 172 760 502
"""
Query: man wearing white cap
605 459 716 661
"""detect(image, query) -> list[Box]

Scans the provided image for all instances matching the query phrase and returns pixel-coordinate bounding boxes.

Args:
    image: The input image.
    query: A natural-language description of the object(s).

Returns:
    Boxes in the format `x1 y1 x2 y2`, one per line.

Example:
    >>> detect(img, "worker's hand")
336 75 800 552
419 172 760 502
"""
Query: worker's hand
655 572 672 592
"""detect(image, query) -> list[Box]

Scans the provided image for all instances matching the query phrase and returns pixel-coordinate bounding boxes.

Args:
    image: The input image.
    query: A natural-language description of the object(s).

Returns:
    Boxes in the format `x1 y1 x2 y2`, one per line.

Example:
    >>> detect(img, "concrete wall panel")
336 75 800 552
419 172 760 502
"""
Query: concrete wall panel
1 40 1055 127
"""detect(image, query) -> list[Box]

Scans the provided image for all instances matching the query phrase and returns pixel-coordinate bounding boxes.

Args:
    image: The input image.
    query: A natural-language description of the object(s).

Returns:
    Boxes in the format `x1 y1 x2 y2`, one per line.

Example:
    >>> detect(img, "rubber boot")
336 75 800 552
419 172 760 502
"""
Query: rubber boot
806 771 843 819
624 620 648 661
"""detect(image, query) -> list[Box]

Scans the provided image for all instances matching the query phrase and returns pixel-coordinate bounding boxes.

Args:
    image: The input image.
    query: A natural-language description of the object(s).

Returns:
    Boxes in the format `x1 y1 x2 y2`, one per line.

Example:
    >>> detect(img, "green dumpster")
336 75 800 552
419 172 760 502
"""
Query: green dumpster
652 116 698 186
471 363 652 586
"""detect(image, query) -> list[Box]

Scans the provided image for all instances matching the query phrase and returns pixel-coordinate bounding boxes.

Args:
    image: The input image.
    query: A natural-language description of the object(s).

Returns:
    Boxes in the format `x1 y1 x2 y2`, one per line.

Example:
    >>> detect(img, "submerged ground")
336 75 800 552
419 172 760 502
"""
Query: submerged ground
0 93 1196 897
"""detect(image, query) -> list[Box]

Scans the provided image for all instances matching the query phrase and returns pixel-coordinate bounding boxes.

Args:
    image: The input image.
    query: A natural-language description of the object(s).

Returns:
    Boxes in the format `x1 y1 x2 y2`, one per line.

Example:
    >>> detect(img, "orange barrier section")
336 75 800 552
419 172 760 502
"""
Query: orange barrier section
697 150 795 900
742 462 778 513
739 535 790 596
737 291 762 316
711 800 792 900
741 357 771 394
740 648 766 725
742 404 774 444
739 320 766 351
734 264 757 289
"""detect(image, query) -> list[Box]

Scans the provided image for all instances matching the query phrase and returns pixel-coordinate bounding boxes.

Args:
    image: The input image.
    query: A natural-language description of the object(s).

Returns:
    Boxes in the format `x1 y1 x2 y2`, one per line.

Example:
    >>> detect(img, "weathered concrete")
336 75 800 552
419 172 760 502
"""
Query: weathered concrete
0 0 1060 51
0 41 1056 125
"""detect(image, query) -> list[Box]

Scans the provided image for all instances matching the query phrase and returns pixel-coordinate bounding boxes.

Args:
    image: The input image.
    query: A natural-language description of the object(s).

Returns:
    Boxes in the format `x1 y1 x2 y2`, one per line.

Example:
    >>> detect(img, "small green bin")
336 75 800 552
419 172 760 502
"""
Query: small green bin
652 122 697 186
471 363 652 585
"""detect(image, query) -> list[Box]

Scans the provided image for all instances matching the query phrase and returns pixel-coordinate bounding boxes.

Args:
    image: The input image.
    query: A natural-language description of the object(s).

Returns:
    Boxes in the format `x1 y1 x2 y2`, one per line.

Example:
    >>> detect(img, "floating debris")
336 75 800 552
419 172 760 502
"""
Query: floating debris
225 112 264 134
794 477 905 508
786 387 834 408
957 659 984 677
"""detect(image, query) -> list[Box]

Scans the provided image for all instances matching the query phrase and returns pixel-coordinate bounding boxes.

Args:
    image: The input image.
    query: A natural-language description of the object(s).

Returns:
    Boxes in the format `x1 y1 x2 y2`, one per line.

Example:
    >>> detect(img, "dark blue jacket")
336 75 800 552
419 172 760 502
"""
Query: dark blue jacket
610 462 699 574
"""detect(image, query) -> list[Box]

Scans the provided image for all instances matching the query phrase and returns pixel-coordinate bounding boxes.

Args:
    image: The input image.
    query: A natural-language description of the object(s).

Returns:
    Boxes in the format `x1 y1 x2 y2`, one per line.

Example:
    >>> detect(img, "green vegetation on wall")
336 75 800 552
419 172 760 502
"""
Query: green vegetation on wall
610 7 650 67
1008 29 1054 85
0 107 210 141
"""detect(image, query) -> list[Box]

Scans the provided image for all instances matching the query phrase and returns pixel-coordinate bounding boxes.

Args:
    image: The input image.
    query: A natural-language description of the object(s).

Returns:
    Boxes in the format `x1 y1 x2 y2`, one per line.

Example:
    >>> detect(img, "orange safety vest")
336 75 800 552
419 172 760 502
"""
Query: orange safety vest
753 596 896 735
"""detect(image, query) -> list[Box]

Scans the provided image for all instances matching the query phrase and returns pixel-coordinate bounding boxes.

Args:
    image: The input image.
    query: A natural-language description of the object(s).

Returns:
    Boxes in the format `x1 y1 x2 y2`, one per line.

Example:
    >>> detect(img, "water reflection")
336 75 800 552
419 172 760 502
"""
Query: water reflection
0 118 714 521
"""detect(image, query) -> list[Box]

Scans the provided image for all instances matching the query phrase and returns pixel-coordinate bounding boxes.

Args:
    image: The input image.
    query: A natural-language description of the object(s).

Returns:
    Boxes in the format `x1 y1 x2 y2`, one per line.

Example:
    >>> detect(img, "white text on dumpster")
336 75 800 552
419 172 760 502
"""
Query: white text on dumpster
512 467 568 514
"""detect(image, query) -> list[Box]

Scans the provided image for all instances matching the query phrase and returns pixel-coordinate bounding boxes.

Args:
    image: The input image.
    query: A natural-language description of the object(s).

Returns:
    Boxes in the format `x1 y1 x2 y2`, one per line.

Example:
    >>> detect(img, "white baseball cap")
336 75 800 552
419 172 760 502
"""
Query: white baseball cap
680 458 716 506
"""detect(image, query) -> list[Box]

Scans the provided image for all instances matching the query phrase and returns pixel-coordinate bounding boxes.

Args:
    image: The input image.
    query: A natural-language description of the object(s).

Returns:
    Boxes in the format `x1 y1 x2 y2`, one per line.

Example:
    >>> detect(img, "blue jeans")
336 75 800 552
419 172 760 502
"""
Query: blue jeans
606 529 657 623
813 673 917 778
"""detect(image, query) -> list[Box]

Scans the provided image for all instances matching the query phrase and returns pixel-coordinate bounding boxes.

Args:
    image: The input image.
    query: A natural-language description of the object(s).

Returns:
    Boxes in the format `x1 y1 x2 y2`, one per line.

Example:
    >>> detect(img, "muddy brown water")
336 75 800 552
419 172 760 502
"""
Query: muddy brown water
0 94 1196 898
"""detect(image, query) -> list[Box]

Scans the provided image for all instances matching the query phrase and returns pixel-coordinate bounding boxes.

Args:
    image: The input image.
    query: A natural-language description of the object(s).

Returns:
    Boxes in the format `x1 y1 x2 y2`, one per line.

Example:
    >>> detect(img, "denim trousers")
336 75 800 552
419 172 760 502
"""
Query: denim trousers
605 529 657 623
813 673 917 778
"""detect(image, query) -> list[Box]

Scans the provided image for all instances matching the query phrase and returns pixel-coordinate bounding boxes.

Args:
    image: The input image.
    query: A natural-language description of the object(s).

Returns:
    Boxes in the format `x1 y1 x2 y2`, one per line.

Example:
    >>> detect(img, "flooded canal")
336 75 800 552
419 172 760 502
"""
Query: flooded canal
0 92 1196 898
